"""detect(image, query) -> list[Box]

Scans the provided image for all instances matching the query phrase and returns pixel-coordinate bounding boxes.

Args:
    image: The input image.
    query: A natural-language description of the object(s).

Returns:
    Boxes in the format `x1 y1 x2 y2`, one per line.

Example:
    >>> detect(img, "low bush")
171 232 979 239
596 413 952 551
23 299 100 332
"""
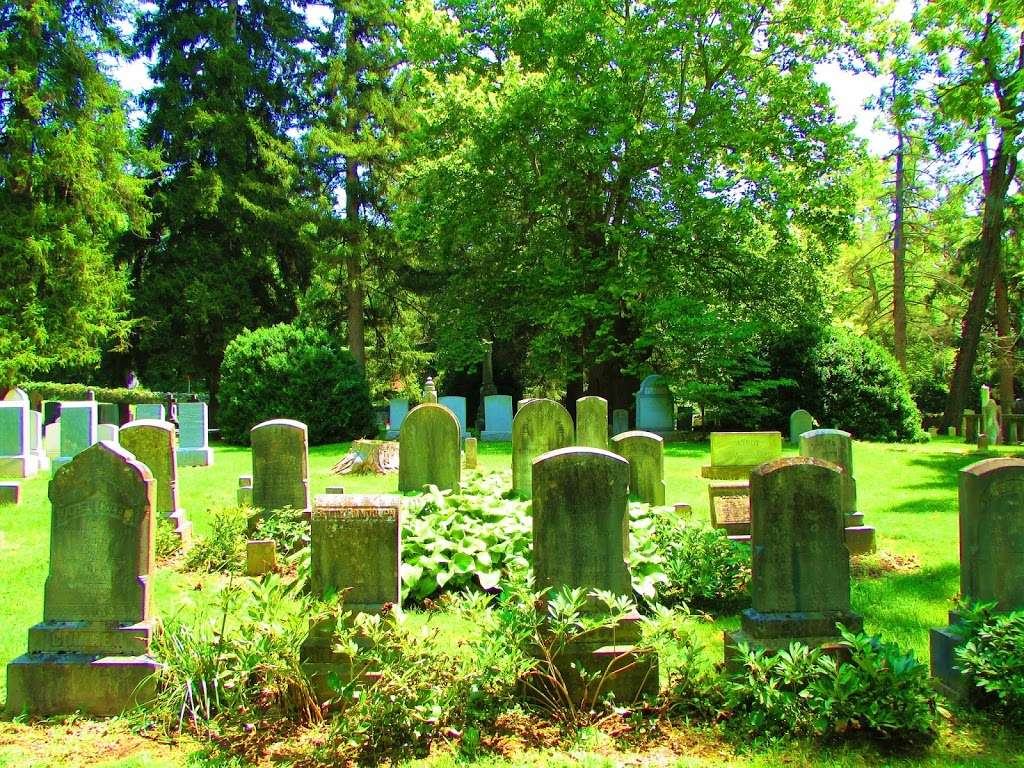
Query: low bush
218 323 377 445
184 506 249 573
955 602 1024 726
651 517 749 611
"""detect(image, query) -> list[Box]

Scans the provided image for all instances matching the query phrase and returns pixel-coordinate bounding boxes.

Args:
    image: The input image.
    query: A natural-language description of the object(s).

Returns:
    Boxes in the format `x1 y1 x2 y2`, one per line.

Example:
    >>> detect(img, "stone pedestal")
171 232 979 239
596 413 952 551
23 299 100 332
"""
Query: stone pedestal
929 613 973 700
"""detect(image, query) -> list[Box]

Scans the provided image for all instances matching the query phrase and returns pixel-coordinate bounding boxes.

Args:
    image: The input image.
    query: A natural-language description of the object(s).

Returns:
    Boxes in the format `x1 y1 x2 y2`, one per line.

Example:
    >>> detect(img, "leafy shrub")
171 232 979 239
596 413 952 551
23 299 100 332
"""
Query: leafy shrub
955 602 1024 725
252 506 310 557
218 323 377 445
652 517 749 611
804 328 923 442
155 516 182 560
21 381 165 405
724 627 939 745
184 506 249 572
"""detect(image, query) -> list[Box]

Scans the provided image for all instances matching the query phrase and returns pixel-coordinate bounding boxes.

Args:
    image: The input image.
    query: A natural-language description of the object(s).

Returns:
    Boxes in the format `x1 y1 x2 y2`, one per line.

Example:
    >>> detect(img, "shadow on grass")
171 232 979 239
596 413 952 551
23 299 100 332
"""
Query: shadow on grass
881 495 958 515
901 451 1003 491
664 442 708 459
854 561 959 605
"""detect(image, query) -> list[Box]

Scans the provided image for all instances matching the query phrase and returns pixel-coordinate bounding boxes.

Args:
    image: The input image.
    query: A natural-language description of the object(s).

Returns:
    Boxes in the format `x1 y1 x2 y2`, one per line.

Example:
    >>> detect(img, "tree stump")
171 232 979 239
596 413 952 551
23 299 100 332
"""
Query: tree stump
331 440 399 475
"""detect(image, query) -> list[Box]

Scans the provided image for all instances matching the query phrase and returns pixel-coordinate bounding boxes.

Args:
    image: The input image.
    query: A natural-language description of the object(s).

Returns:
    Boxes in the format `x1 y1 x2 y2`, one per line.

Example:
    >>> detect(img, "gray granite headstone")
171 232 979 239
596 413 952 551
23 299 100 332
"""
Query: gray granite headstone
438 396 469 438
120 419 192 543
53 401 97 473
611 408 629 437
0 401 38 478
250 419 310 512
610 430 666 505
576 396 609 450
511 398 574 498
134 403 165 421
398 403 461 492
177 402 213 467
385 398 409 439
634 375 674 433
789 409 814 444
481 395 513 441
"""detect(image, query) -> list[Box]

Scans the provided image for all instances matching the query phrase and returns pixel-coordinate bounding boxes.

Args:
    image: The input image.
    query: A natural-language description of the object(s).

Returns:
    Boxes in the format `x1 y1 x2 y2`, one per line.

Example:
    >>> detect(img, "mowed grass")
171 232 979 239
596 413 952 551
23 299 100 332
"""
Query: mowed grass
2 433 1024 767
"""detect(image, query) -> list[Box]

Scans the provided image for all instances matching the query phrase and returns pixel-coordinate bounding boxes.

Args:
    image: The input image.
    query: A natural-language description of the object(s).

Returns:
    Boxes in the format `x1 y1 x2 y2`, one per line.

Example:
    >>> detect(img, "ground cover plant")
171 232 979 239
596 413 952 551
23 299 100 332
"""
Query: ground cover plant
3 437 1024 767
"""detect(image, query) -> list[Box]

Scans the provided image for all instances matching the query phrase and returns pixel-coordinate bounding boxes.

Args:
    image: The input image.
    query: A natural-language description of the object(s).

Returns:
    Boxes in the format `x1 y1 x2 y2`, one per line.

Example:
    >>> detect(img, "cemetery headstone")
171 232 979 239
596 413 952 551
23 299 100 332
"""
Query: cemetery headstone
423 377 438 404
511 398 574 498
120 419 192 543
237 475 254 506
325 485 345 494
701 431 782 480
634 375 674 433
708 481 751 538
978 433 990 451
44 420 60 458
610 430 666 505
250 419 310 513
931 458 1024 698
465 437 478 469
97 402 120 426
53 401 97 472
28 410 48 471
246 540 277 576
963 410 979 443
789 409 814 444
177 401 213 467
0 400 39 478
42 400 60 426
385 398 409 439
97 423 120 444
0 482 20 505
724 457 862 661
439 395 469 438
301 493 402 695
481 395 513 441
134 403 165 421
611 408 629 437
799 428 875 554
947 426 957 437
3 387 28 402
576 396 609 450
398 403 461 492
531 447 658 701
5 442 159 715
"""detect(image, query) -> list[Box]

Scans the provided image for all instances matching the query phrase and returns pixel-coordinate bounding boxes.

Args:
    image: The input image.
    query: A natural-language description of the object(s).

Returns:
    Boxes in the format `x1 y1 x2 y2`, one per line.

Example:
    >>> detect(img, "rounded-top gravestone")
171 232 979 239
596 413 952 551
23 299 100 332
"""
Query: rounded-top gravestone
610 430 666 505
634 375 674 433
120 419 192 542
398 403 461 492
250 419 310 512
789 409 814 444
511 398 574 497
575 395 609 450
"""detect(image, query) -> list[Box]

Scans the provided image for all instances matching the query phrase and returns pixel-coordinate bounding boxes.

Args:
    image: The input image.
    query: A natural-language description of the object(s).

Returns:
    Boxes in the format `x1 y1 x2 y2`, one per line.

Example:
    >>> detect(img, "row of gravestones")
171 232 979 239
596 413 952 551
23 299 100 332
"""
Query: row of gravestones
9 441 1020 716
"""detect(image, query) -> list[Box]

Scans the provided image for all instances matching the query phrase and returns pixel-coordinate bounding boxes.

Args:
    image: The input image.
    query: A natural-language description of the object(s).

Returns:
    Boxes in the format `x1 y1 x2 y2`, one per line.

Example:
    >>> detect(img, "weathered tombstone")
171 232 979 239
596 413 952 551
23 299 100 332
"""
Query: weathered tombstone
398 404 461 492
177 401 213 467
634 375 674 433
237 475 254 506
301 493 401 695
511 398 574 498
0 400 39 478
978 433 990 451
5 442 160 715
325 485 345 494
385 398 409 439
423 377 438 404
481 395 513 441
42 400 60 426
931 458 1024 698
611 408 629 437
576 396 609 450
708 481 751 537
246 540 277 576
3 387 28 402
701 431 782 480
28 410 48 471
134 403 165 421
799 428 875 554
0 482 20 506
120 420 192 543
531 448 658 701
464 436 478 469
928 426 939 437
439 395 469 438
789 409 814 445
97 402 120 426
97 423 120 444
610 430 666 505
52 401 97 472
44 420 60 458
963 410 979 443
724 457 862 661
947 426 957 437
250 419 310 513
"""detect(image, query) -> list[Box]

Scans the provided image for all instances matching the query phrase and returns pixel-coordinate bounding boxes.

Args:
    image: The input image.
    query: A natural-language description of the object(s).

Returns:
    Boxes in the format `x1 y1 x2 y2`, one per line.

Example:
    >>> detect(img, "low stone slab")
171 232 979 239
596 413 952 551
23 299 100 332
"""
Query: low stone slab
0 482 21 506
246 539 277 576
709 481 750 535
702 432 782 479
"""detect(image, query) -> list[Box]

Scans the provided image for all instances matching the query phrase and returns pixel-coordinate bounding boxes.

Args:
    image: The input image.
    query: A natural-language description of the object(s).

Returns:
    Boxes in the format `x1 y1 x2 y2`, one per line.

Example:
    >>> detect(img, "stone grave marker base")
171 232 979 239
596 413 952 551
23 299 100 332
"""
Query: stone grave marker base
929 615 975 701
0 455 38 479
725 607 863 665
700 464 759 480
177 447 214 467
845 526 876 555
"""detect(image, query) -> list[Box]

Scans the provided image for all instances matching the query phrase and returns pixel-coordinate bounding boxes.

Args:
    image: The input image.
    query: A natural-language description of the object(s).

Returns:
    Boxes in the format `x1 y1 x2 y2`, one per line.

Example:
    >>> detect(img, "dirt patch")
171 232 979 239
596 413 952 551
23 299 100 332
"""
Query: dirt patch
0 719 185 767
850 550 922 579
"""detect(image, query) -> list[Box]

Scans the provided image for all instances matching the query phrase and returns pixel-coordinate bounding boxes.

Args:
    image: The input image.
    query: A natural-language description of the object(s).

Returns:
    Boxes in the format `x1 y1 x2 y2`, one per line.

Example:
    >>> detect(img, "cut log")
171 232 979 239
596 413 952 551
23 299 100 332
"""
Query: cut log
331 439 399 475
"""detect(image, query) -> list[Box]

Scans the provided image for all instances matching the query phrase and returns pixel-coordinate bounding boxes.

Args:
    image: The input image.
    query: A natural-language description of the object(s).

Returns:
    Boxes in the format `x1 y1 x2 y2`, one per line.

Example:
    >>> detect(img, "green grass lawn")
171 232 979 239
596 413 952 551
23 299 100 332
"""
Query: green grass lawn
2 434 1023 767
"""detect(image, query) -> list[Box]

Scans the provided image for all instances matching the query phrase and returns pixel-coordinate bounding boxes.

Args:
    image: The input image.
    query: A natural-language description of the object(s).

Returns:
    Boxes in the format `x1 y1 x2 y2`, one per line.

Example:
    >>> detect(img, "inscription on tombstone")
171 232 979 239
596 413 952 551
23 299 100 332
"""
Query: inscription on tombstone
398 404 461 492
250 419 310 512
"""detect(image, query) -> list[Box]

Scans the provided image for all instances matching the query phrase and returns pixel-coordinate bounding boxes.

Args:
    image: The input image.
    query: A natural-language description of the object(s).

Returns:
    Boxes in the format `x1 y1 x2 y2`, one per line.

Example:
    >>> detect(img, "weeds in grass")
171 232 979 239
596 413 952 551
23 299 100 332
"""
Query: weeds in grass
955 602 1024 726
183 506 248 573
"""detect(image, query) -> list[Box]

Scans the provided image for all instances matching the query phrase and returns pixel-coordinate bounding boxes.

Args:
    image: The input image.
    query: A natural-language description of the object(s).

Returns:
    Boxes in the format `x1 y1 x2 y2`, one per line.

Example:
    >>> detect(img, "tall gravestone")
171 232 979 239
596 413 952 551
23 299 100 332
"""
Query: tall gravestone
531 447 658 701
724 457 862 660
981 386 1001 445
177 401 213 467
701 431 782 480
53 401 97 472
962 410 979 443
134 403 165 421
611 408 629 437
5 442 160 715
576 396 609 450
511 398 574 498
250 419 310 513
789 409 814 444
0 400 38 478
398 404 461 492
120 419 192 543
931 458 1024 698
97 402 120 426
439 396 469 438
301 493 402 696
465 436 478 469
799 428 876 554
611 430 666 506
481 395 513 441
634 375 674 434
385 398 409 439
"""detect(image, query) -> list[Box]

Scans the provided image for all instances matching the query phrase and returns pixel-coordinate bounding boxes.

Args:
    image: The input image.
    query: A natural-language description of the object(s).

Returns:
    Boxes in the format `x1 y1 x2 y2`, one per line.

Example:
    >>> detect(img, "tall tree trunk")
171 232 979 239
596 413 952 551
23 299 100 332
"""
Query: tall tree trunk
995 265 1015 413
892 125 908 370
344 15 366 369
942 137 1016 428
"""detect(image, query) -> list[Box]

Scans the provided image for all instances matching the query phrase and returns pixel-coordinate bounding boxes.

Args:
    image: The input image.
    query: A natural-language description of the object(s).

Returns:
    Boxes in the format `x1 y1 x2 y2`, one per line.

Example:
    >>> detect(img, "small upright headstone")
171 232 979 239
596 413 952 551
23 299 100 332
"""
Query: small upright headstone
531 448 658 701
481 395 513 441
385 398 409 439
398 404 461 492
947 426 957 437
0 482 20 506
575 396 609 450
97 423 120 444
724 457 862 661
53 401 98 472
610 430 666 505
511 398 574 498
134 403 165 421
701 432 782 480
97 402 120 426
0 400 39 478
438 395 469 438
177 401 213 467
963 410 979 443
799 428 875 554
250 419 310 513
120 420 192 543
301 493 402 695
978 433 990 451
237 475 254 506
464 436 478 469
611 408 629 437
5 442 160 715
423 377 438 404
246 540 277 576
789 409 814 444
634 375 674 433
931 458 1024 698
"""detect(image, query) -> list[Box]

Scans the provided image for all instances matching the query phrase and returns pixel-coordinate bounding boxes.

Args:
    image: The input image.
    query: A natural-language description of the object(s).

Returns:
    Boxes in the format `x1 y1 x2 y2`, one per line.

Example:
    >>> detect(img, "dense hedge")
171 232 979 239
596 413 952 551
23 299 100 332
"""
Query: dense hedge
218 323 377 445
20 382 165 405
